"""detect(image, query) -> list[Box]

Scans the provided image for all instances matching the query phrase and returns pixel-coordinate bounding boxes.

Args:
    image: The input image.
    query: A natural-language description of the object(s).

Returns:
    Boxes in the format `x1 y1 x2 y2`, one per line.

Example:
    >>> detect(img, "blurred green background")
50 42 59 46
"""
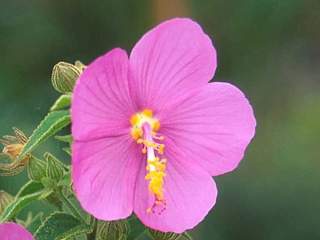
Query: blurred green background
0 0 319 239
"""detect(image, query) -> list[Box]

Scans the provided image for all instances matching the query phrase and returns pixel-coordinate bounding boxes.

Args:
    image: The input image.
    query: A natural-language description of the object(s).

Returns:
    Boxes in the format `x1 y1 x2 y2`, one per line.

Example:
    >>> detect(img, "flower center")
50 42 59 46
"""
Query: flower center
130 109 167 214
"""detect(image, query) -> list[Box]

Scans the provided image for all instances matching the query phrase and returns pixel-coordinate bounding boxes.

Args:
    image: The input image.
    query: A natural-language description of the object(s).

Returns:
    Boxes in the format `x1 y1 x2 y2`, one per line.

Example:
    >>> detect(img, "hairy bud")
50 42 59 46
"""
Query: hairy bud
51 61 85 93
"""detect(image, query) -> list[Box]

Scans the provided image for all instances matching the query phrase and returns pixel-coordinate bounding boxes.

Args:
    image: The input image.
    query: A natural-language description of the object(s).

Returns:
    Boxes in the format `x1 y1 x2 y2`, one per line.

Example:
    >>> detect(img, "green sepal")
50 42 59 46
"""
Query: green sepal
27 156 46 182
44 152 65 181
50 94 72 111
34 212 93 240
55 134 73 144
96 220 129 240
148 230 182 240
19 110 71 160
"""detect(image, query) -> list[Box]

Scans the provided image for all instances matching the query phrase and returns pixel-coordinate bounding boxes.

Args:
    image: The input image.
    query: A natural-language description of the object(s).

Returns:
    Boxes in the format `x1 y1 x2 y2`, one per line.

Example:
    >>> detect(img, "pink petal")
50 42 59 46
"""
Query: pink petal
0 223 33 240
72 135 141 220
134 139 217 233
72 48 135 141
160 82 256 176
129 18 217 111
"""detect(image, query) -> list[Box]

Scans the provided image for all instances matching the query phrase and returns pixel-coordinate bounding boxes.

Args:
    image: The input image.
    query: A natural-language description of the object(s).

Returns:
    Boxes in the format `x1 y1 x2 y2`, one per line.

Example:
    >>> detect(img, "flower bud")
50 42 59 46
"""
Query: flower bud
149 229 181 240
51 61 83 93
44 152 65 181
27 156 46 182
96 220 129 240
0 191 14 215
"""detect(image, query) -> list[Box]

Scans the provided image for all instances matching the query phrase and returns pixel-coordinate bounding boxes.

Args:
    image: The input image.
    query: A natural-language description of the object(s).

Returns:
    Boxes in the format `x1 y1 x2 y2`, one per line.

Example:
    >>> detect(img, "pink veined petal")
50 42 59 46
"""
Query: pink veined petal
72 135 141 220
129 18 217 112
159 82 256 176
72 48 135 141
0 223 33 240
134 139 217 233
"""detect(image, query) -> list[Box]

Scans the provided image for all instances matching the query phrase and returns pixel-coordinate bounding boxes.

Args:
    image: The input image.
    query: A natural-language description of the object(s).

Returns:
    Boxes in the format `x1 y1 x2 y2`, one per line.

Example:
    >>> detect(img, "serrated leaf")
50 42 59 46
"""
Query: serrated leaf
0 190 44 222
35 212 92 240
50 94 72 111
16 180 44 198
19 110 70 159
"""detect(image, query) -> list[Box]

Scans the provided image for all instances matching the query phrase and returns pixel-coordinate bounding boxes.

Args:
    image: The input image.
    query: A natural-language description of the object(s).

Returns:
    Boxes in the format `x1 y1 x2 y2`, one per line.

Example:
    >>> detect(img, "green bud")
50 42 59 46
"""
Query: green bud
51 61 83 93
96 220 129 240
149 229 182 240
75 60 86 71
44 152 65 181
0 191 14 215
27 156 46 182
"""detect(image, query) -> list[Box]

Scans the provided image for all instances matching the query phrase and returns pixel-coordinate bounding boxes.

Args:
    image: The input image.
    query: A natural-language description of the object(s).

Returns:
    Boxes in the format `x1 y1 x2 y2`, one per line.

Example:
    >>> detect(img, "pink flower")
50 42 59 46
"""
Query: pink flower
0 223 33 240
71 18 256 233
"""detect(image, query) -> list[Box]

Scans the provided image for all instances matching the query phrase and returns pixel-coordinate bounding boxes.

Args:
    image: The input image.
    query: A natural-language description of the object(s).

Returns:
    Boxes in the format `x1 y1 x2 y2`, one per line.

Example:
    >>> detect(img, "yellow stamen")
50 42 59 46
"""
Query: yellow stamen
130 109 167 214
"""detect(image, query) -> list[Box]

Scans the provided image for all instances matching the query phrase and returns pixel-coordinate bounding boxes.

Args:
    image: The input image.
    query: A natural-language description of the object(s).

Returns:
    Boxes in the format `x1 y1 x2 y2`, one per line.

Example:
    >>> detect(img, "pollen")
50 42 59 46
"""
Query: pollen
130 109 167 214
130 109 160 140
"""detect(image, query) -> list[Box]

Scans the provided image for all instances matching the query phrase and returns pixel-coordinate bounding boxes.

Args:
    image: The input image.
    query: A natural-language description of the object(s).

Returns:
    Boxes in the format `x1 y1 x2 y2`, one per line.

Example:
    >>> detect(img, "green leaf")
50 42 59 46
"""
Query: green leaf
55 134 73 144
63 147 72 156
128 216 146 240
27 212 44 234
16 180 44 198
35 212 92 240
19 110 71 159
50 94 72 111
0 190 44 222
59 192 90 224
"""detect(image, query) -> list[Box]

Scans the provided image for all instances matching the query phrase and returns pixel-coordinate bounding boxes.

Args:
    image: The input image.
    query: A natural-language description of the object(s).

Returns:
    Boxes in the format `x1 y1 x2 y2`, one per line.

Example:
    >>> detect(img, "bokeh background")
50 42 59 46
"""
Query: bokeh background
0 0 319 239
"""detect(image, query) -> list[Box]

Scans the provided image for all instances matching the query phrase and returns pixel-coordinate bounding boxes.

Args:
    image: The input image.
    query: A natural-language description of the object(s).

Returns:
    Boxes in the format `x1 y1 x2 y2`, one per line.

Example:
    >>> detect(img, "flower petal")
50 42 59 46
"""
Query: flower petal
72 48 135 141
72 135 141 220
134 140 217 233
0 223 33 240
130 18 217 111
160 82 256 176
